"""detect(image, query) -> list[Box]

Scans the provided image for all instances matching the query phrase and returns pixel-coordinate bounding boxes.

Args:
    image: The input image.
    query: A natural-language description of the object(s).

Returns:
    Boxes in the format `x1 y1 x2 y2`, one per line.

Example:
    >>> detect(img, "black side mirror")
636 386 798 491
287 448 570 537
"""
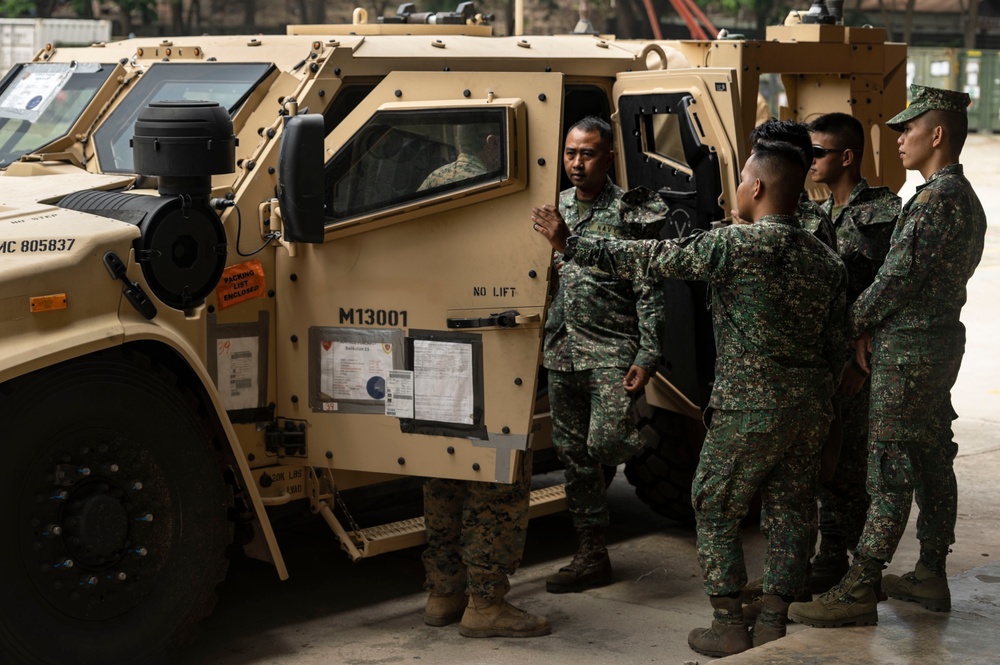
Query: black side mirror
277 114 326 243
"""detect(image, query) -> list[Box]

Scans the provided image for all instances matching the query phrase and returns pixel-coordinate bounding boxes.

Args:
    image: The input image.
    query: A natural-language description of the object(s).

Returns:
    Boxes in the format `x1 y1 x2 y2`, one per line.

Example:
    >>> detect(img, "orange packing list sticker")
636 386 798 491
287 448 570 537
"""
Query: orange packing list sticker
216 259 266 310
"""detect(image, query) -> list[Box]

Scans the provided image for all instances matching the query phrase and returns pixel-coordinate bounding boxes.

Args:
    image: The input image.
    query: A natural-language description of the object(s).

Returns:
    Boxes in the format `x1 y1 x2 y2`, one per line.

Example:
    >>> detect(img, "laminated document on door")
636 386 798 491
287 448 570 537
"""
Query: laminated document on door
412 339 474 424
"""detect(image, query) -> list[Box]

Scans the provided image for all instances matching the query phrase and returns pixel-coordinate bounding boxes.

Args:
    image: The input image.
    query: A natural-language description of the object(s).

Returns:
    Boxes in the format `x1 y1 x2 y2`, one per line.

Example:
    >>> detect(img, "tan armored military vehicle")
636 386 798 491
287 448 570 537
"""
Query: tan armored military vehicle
0 4 904 662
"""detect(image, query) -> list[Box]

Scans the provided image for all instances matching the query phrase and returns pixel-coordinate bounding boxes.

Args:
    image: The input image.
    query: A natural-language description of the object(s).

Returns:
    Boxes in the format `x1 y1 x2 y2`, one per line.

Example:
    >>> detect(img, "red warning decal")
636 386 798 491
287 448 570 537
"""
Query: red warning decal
216 259 266 310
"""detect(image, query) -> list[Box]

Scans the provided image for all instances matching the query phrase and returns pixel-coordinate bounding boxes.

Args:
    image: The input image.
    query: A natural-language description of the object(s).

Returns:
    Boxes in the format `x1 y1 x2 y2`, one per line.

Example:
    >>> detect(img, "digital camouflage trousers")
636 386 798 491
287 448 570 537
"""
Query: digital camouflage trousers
549 367 642 529
857 359 962 573
816 383 872 557
693 401 832 597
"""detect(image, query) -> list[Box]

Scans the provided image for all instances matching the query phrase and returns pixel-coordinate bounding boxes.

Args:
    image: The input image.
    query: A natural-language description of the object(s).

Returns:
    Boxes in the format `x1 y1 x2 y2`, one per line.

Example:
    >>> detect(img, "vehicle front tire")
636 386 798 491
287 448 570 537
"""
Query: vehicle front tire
0 349 233 665
624 392 706 525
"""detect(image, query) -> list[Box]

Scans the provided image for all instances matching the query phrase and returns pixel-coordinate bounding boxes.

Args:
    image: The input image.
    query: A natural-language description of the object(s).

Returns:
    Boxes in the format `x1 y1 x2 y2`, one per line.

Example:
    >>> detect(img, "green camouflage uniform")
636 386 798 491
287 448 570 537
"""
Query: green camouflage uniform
544 179 666 530
423 452 532 600
850 164 986 574
817 179 899 557
417 153 488 191
799 197 838 251
567 214 847 597
421 152 530 601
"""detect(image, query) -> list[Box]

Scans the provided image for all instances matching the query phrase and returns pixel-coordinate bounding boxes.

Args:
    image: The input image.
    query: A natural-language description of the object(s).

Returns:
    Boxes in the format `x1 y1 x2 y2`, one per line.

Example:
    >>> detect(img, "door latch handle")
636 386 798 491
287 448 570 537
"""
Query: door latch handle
447 309 521 329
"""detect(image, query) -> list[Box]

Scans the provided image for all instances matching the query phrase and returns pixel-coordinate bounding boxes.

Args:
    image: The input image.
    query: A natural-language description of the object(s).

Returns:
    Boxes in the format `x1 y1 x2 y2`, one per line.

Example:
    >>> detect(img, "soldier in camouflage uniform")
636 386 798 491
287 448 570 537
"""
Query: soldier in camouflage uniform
420 120 550 639
805 112 900 591
534 131 847 657
747 119 837 250
789 85 987 629
738 122 834 615
532 116 666 594
417 122 500 191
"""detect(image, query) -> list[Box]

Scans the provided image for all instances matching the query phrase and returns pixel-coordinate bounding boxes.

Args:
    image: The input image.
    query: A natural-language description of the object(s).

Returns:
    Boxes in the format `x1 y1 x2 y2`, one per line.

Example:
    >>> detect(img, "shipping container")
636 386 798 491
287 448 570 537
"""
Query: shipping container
1 18 112 71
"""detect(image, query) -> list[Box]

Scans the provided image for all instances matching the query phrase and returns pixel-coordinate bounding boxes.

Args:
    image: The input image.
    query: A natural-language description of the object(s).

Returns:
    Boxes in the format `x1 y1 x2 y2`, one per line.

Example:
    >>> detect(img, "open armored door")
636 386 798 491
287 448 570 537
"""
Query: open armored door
274 71 563 485
611 68 745 407
613 68 746 236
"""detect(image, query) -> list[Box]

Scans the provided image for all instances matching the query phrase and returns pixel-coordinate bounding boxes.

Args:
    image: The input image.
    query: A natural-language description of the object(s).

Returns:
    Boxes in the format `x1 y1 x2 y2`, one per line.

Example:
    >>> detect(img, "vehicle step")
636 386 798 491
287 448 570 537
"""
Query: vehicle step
347 483 567 558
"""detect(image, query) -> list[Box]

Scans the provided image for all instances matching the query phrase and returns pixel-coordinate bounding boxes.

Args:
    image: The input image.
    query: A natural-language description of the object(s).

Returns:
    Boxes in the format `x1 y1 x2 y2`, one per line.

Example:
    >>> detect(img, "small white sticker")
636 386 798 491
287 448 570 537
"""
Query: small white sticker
385 369 414 419
217 336 258 411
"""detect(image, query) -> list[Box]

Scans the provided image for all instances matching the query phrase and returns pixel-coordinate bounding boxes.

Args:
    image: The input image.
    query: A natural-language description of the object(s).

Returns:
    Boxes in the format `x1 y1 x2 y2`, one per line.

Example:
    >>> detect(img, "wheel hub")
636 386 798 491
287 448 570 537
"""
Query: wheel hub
63 486 130 565
19 430 168 621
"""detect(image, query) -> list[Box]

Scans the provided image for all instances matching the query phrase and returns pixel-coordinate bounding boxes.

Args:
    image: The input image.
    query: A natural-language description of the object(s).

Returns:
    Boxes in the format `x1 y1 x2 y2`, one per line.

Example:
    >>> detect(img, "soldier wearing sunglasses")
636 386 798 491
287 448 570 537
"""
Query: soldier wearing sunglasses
804 113 901 594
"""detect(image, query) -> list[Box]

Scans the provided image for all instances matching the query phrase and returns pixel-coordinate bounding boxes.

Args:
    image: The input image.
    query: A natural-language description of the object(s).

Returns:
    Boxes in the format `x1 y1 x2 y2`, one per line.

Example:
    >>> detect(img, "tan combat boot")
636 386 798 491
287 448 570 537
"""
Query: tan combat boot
545 526 613 593
743 578 808 623
883 561 951 612
423 592 466 626
752 594 790 647
687 595 752 658
459 596 551 638
787 557 882 628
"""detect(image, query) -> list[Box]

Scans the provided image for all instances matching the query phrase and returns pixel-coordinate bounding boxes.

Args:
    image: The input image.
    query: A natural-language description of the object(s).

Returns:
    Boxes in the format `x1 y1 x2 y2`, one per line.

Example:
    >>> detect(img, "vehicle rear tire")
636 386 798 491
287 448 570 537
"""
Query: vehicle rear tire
624 391 706 525
0 349 233 665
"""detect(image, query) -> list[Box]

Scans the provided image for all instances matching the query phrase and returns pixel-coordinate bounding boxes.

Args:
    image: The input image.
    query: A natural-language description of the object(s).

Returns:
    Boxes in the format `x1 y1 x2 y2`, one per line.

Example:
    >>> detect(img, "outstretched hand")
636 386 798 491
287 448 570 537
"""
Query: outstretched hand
532 204 571 253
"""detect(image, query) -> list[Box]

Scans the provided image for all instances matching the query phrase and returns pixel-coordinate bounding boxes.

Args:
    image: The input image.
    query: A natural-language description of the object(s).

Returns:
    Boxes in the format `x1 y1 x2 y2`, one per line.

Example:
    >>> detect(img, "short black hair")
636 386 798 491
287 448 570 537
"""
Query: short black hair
808 112 865 157
923 109 968 155
747 140 808 209
750 119 813 171
570 115 612 146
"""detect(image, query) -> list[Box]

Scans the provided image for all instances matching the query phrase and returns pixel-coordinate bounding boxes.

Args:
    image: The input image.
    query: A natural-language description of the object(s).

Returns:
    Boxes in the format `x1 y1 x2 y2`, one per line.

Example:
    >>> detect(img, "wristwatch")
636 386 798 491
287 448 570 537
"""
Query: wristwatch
562 235 579 261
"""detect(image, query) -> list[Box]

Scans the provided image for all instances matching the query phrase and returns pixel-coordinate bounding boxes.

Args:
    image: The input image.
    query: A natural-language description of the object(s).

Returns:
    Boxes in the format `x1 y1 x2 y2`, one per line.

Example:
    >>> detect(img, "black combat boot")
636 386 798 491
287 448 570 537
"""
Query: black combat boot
545 526 613 593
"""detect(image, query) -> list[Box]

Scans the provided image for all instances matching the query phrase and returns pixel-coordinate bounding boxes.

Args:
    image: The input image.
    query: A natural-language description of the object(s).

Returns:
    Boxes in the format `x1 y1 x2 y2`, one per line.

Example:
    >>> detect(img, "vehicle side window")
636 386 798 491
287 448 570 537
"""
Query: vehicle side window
325 107 506 222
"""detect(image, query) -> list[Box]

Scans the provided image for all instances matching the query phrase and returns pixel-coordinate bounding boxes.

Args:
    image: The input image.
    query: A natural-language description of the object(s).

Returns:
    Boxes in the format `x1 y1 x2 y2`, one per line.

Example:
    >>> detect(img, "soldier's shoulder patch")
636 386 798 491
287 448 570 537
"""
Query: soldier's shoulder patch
914 189 933 205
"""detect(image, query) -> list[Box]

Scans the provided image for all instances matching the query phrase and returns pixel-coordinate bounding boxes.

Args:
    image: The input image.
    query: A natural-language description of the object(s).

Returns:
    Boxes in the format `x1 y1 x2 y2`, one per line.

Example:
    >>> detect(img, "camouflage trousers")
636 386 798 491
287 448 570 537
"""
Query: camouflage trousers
693 401 831 597
549 367 641 529
422 451 532 600
857 359 962 573
816 384 872 557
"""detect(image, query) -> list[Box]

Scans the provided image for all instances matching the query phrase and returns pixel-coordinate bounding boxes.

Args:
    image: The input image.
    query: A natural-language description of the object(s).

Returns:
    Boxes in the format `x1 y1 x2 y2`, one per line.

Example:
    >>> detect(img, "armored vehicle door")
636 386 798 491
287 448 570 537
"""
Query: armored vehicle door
612 68 744 407
274 71 563 485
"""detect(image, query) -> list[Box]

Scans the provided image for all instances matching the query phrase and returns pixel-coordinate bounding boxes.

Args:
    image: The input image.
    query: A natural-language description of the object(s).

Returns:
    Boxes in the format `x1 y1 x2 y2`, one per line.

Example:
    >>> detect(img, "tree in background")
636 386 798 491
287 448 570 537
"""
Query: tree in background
0 0 58 17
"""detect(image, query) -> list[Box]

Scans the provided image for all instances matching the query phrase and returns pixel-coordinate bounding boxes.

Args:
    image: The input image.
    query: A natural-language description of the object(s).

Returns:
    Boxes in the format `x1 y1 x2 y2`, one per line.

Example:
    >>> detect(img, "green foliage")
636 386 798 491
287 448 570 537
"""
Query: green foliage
113 0 157 14
697 0 798 34
0 0 36 17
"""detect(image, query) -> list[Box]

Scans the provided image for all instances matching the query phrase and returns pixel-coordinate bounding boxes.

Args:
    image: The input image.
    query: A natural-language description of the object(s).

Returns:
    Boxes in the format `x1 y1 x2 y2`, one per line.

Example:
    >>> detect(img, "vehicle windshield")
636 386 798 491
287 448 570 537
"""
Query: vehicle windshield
93 62 273 173
0 62 114 168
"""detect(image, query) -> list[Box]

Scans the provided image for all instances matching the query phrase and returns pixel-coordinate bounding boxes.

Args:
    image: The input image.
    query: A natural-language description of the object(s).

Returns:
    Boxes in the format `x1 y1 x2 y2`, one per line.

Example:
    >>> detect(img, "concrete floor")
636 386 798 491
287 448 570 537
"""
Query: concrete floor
174 135 1000 665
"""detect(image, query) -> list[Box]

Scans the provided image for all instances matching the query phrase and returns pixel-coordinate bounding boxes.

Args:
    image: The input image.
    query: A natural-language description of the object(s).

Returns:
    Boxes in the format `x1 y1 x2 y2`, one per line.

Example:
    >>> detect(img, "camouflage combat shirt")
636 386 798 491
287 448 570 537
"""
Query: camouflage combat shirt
821 178 900 303
543 178 666 373
799 197 837 251
568 213 847 409
417 153 488 191
849 164 987 363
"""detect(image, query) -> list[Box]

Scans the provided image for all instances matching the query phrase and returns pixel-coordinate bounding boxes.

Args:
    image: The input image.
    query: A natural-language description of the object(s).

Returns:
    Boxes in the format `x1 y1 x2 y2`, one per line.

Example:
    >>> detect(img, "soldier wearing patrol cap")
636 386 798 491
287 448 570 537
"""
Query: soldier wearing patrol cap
789 85 988 629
